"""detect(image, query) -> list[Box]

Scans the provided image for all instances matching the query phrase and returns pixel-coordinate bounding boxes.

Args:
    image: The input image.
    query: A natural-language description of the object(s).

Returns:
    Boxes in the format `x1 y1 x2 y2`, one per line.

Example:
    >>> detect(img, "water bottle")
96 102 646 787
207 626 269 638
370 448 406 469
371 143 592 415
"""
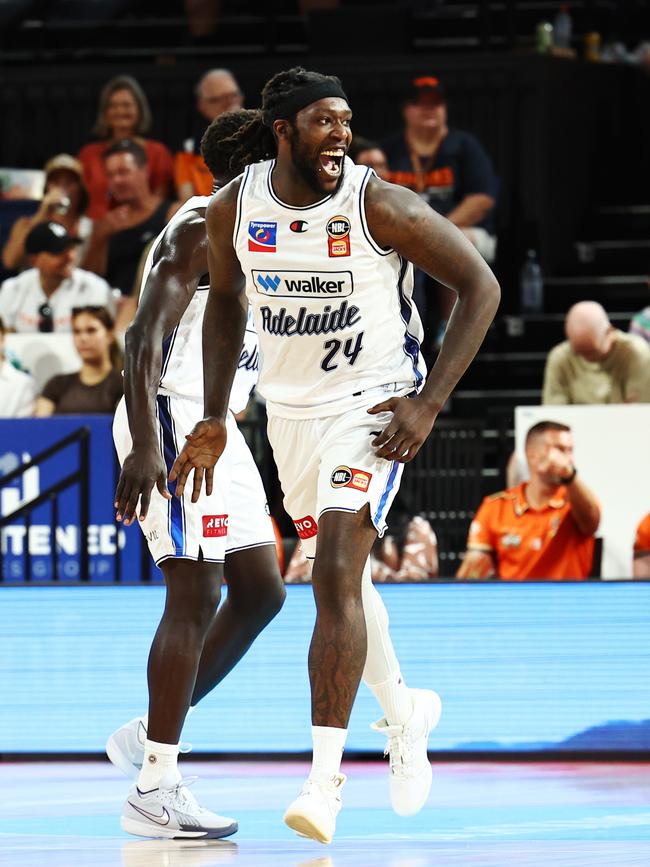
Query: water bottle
520 250 544 314
553 4 572 49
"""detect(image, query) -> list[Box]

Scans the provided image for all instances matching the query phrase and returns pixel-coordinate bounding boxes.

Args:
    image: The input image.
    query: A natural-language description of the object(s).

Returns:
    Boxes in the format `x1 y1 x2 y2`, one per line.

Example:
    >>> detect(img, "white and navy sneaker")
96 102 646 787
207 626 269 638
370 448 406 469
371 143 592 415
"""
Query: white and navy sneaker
121 779 238 840
107 717 191 779
283 773 346 844
371 688 442 816
107 717 147 779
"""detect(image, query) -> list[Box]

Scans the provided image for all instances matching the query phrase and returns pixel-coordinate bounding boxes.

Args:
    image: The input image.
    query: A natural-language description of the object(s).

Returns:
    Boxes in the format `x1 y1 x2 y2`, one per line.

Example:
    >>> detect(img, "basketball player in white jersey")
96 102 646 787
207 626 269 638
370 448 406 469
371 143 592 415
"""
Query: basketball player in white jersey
110 109 284 839
171 68 500 844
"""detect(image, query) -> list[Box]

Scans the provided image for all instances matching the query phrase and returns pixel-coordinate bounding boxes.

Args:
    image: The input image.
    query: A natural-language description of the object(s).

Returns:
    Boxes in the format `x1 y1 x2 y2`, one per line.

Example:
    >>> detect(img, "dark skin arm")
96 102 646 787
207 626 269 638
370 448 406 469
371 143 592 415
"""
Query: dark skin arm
114 209 208 525
365 176 501 461
169 180 247 502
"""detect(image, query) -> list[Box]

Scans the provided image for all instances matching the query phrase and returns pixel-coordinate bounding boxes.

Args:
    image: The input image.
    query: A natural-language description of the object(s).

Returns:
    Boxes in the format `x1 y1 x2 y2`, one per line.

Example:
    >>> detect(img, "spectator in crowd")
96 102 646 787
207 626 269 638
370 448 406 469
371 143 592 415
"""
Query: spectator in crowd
34 306 123 416
456 421 600 581
81 140 178 302
633 512 650 579
348 136 390 179
0 222 112 333
543 301 650 404
175 68 244 201
629 281 650 345
0 316 36 417
78 75 174 219
2 155 93 273
382 76 497 263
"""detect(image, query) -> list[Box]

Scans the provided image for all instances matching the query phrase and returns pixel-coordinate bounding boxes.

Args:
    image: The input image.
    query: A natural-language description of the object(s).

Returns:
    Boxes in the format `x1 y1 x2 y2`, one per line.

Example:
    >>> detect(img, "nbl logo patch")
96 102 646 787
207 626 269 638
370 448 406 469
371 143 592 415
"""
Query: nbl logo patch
330 466 372 491
326 215 351 258
248 221 277 253
202 515 228 537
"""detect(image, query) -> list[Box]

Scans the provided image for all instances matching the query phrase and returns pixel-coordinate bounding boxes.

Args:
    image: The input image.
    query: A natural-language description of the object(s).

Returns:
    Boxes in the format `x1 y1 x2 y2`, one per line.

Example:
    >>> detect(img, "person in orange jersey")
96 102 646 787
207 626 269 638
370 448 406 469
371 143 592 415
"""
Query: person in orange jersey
457 420 601 580
633 512 650 579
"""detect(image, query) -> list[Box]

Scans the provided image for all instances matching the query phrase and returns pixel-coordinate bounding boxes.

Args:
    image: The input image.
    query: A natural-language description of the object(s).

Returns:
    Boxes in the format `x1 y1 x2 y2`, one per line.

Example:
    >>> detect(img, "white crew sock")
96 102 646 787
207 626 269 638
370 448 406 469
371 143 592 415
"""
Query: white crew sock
137 738 182 792
361 558 414 726
310 726 347 782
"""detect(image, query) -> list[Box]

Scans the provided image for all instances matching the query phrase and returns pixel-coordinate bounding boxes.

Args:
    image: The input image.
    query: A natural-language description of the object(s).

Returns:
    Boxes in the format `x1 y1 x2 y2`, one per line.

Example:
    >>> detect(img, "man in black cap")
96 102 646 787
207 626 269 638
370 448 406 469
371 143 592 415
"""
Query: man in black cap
0 221 112 332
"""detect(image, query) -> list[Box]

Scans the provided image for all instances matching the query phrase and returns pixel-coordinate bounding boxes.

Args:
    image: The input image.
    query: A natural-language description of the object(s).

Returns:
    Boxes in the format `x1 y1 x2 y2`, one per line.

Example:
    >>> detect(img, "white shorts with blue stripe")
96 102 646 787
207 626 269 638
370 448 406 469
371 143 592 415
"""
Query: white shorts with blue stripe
113 394 275 566
267 397 407 560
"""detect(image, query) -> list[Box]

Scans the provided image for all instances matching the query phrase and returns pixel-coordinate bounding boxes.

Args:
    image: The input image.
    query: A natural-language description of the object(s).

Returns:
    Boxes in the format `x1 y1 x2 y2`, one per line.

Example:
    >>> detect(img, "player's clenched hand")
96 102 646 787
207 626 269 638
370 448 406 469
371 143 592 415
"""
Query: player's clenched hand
115 445 171 526
169 417 227 503
368 395 437 463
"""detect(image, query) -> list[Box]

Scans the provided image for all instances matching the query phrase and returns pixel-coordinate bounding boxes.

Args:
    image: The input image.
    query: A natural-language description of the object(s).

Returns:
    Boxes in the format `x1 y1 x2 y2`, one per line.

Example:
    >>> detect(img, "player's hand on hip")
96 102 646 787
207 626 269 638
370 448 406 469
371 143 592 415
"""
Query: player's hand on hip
368 395 437 463
169 417 227 503
115 446 171 526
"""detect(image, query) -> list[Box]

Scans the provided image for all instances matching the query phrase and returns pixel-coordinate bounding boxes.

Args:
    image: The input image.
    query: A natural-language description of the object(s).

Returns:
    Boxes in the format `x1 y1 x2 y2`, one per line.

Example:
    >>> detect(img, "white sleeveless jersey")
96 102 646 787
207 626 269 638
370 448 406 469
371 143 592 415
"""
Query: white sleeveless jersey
234 159 426 418
139 195 259 415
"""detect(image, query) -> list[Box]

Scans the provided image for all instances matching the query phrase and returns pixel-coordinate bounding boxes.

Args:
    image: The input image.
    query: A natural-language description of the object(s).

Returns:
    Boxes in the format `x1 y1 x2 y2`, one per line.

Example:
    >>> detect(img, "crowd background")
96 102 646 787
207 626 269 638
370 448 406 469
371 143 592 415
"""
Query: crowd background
0 0 649 582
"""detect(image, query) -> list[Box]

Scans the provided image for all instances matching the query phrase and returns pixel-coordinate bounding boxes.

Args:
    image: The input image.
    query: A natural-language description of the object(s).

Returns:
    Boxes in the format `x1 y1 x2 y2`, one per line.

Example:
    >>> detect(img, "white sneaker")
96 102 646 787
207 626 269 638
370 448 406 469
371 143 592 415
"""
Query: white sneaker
121 778 238 840
283 774 346 844
107 717 192 779
371 688 442 816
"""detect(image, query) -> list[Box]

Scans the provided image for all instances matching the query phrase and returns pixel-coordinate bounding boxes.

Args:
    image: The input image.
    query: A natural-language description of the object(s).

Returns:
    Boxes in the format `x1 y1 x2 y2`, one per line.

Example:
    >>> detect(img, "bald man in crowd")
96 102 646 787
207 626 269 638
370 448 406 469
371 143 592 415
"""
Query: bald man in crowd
174 68 244 200
542 301 650 405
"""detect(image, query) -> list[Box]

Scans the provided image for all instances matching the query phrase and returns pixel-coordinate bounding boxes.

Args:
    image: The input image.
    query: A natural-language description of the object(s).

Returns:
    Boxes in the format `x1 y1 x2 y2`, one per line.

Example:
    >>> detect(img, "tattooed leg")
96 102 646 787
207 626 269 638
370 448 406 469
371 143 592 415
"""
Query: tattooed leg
308 505 378 727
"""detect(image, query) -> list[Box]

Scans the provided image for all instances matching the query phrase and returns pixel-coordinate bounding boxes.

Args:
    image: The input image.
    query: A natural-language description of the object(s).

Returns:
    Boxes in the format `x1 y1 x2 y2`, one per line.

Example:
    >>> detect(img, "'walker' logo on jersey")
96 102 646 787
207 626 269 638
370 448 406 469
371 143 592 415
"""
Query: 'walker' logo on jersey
203 515 228 538
326 215 351 258
248 221 277 253
295 515 318 540
290 220 308 233
254 270 353 298
330 466 372 491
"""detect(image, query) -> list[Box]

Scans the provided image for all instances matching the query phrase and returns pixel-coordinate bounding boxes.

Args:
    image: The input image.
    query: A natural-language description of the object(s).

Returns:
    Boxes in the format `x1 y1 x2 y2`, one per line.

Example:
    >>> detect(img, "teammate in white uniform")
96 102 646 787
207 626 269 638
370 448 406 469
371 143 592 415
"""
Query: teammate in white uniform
110 109 283 840
171 68 500 844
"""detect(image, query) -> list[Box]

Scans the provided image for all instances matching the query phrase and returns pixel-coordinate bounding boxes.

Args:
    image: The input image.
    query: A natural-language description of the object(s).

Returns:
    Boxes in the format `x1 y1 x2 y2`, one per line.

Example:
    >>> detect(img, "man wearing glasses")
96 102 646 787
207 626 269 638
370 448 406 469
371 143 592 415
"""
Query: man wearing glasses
0 221 112 333
174 68 244 202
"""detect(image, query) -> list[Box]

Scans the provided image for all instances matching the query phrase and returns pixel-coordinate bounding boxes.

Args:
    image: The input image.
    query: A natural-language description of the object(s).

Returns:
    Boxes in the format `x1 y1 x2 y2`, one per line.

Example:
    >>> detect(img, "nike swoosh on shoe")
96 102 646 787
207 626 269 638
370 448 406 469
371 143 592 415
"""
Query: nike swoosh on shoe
128 802 171 826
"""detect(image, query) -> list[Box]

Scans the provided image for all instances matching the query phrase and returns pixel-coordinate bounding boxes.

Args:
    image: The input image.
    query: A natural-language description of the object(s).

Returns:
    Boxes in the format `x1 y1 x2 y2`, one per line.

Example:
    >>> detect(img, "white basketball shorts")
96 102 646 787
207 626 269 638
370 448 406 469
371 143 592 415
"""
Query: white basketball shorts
113 394 275 566
267 399 406 559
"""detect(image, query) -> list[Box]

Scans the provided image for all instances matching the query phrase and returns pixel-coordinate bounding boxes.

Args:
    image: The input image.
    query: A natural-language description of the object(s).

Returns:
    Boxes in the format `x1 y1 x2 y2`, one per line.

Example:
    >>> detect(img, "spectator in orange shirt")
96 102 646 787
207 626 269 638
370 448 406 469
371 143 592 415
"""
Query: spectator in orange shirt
633 512 650 579
79 75 175 219
456 421 601 581
174 69 244 201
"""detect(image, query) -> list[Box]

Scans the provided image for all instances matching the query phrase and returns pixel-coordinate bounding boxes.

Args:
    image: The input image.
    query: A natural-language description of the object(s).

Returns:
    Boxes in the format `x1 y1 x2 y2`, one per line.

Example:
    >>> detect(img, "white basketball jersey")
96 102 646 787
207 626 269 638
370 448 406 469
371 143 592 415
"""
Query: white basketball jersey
139 196 259 415
234 159 426 418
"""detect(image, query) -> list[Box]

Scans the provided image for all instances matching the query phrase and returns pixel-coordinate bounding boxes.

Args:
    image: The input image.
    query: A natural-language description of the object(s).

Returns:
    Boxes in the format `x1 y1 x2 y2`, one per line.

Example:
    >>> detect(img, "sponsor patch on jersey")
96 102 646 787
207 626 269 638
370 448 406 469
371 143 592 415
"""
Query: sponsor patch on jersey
330 466 372 491
202 515 229 537
253 269 353 298
327 215 351 257
248 221 277 252
290 220 308 233
295 515 318 540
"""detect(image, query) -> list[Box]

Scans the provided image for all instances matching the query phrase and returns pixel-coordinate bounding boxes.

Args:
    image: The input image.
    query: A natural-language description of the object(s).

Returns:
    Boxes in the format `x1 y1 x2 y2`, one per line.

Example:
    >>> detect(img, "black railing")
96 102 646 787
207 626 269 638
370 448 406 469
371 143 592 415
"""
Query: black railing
0 427 90 582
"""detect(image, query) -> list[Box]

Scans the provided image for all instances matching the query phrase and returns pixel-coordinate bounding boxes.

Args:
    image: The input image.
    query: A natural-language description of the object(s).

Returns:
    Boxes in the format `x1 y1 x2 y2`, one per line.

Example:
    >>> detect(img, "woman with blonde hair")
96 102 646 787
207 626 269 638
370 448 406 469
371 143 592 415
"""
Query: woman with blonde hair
78 75 174 219
35 305 123 416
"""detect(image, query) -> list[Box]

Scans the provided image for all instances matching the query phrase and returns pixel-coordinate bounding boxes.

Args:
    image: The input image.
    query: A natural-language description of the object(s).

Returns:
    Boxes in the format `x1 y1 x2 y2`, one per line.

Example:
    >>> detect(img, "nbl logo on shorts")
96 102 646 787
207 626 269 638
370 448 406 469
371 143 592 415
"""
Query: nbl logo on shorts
331 466 372 492
202 515 228 537
248 221 277 253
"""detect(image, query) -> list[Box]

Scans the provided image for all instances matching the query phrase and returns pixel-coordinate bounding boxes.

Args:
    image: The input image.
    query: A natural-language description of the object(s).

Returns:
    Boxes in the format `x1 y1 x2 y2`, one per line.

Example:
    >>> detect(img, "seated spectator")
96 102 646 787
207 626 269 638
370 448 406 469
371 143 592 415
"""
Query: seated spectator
0 222 113 333
78 75 174 219
2 155 93 274
633 512 650 579
175 69 244 201
456 421 600 581
382 76 497 263
81 139 178 300
543 301 650 404
0 315 36 417
35 306 123 416
629 282 650 345
348 136 389 179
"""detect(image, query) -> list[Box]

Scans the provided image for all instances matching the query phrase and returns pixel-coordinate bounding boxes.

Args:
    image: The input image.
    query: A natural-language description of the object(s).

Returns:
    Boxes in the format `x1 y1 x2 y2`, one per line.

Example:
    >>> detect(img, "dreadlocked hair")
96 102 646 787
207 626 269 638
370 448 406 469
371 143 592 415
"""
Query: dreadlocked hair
201 108 264 183
225 67 345 176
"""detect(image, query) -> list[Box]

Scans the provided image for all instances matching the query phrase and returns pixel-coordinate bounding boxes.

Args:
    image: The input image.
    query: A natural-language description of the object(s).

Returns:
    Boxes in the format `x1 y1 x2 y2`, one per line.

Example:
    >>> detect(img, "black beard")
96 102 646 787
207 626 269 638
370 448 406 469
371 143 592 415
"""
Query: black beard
289 131 344 197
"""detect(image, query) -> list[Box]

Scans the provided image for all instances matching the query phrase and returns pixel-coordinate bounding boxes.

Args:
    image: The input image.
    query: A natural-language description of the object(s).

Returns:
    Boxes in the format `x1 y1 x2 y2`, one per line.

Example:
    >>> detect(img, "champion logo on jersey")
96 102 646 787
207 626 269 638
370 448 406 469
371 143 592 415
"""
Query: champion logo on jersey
326 215 351 257
290 220 308 233
248 221 277 252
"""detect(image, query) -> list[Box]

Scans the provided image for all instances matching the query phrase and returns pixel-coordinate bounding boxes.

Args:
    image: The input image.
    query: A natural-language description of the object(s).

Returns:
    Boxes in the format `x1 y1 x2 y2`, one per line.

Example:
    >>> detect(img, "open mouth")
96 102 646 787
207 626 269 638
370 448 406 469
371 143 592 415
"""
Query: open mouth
319 149 345 178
